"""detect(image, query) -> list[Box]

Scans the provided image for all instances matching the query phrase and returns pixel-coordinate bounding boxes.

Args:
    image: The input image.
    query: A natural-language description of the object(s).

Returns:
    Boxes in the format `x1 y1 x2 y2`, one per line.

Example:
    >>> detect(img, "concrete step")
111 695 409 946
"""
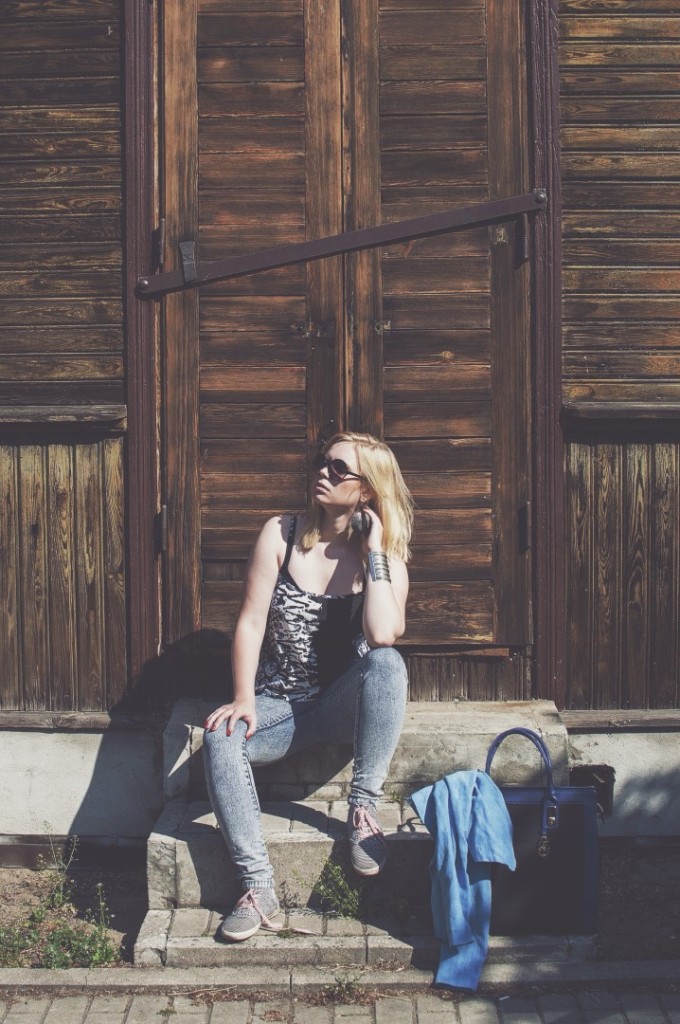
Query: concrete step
135 906 597 969
148 797 432 911
164 699 570 804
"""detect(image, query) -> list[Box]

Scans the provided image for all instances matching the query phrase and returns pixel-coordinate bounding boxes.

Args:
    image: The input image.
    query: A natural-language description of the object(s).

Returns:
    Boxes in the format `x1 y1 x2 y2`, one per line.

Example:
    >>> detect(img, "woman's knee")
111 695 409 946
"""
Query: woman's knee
362 646 408 689
202 720 247 770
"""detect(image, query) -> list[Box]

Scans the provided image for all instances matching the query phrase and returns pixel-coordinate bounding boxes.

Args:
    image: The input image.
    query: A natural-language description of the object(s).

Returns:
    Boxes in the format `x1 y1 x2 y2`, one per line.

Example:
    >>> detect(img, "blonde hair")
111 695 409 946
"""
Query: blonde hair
300 432 414 562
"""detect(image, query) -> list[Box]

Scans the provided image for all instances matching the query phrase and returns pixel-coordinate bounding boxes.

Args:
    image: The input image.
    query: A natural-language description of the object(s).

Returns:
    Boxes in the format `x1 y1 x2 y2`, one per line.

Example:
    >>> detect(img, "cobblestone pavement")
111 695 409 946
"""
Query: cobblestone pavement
1 989 680 1024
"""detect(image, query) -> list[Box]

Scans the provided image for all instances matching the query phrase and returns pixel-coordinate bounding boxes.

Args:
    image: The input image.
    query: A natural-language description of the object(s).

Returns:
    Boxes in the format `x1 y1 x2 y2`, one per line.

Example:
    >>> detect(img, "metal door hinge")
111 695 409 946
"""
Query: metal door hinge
155 504 168 555
179 240 197 283
518 501 531 553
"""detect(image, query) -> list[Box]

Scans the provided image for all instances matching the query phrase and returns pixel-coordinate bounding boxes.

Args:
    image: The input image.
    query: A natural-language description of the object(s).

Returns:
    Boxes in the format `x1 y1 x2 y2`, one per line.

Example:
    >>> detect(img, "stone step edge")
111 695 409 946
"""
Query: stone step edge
134 908 597 969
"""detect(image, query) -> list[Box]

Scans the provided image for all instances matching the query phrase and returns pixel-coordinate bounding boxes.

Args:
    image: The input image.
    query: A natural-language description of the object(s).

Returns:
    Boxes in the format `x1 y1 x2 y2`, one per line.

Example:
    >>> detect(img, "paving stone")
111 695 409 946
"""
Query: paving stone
457 999 500 1024
134 908 172 966
333 1007 374 1022
415 993 456 1016
615 993 666 1023
170 908 212 938
172 995 212 1015
291 1004 332 1024
252 997 291 1021
3 1001 50 1023
288 911 324 936
537 993 582 1024
660 992 680 1024
43 997 90 1024
325 917 364 937
578 991 620 1012
374 996 413 1024
581 1012 626 1024
126 995 174 1024
85 996 130 1014
290 801 330 833
496 994 540 1023
208 1001 250 1024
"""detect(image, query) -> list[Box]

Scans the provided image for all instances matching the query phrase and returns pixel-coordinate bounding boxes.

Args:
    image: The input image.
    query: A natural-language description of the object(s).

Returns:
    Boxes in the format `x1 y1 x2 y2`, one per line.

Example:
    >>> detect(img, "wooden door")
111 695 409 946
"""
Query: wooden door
161 0 533 695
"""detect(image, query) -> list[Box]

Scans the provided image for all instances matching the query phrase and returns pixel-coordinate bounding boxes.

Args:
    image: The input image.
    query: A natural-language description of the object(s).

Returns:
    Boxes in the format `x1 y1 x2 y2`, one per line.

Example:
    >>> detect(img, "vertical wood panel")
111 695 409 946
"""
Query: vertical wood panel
623 445 649 708
592 444 621 708
74 444 105 710
19 446 49 710
103 437 127 707
0 447 21 708
46 446 77 710
650 443 678 707
163 0 201 643
487 0 531 645
343 0 383 435
566 443 593 708
304 0 343 442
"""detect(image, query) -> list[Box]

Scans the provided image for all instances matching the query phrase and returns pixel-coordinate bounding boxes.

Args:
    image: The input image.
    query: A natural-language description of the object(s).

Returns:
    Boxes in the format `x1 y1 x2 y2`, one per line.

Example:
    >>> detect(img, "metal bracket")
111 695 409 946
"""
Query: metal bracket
152 218 166 271
179 241 197 284
518 501 532 553
155 504 168 555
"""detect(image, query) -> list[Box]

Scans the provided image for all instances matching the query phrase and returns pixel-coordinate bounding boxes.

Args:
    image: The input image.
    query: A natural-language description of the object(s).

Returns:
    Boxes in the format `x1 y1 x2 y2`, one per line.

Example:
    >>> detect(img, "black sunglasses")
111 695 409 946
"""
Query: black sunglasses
312 452 364 483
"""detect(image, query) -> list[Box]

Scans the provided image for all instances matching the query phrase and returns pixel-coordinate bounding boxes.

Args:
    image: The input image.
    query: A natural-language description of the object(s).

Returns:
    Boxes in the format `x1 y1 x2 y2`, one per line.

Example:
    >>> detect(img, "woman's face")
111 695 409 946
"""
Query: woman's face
313 441 368 511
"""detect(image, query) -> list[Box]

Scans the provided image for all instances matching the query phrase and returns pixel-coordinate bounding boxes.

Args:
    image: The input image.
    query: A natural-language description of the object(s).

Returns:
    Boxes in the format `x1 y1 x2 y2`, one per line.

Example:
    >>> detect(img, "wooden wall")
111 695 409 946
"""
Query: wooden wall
0 0 127 712
560 1 680 709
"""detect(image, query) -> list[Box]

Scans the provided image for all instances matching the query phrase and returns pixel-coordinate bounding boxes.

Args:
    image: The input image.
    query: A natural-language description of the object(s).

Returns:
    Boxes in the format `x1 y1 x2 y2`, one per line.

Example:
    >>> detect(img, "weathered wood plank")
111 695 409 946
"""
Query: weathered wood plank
0 218 121 243
2 51 119 79
564 296 680 320
200 365 305 402
199 192 304 226
201 472 306 512
565 269 680 293
562 0 680 11
200 402 306 438
564 153 680 179
0 273 123 299
1 134 121 160
623 445 649 709
201 331 306 365
564 381 680 402
403 582 494 644
199 225 306 257
0 327 123 354
380 45 487 81
380 11 485 45
74 445 105 711
384 401 491 438
199 0 301 10
102 438 127 707
384 330 490 364
566 443 593 709
0 447 21 709
593 444 621 709
381 190 488 224
411 508 491 546
1 0 119 18
380 84 486 116
382 257 489 294
384 364 491 400
564 240 680 266
197 12 303 46
0 300 122 327
200 153 304 187
199 116 304 153
382 294 490 329
380 116 487 150
200 296 305 331
46 446 77 711
561 70 680 94
565 353 680 381
0 108 120 133
200 438 307 473
199 83 304 116
0 21 119 47
564 324 680 349
650 444 679 708
0 80 120 107
561 17 680 40
0 161 121 188
198 47 303 81
560 42 680 66
402 470 491 508
0 246 122 270
19 446 49 711
0 383 124 406
563 127 680 151
563 183 680 210
564 212 680 237
388 438 492 471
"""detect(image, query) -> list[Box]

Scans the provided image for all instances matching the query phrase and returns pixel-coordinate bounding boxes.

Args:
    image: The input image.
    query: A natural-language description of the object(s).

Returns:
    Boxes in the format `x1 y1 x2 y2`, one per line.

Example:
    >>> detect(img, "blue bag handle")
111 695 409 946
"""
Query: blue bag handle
485 727 560 852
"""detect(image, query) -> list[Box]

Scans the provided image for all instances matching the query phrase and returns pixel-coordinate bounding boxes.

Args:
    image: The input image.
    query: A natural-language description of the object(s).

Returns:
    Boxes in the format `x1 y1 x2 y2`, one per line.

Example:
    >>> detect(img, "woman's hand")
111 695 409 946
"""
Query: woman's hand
360 504 385 555
204 699 257 739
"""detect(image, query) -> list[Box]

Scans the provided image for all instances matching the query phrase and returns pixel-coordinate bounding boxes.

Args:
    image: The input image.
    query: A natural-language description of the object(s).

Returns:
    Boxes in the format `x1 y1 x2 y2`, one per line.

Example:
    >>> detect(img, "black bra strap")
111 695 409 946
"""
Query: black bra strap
282 515 297 573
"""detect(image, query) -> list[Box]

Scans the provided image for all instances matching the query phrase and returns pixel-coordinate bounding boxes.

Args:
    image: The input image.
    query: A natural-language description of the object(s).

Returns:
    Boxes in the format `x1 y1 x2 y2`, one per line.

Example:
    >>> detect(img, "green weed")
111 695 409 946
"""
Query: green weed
0 839 119 969
312 860 363 919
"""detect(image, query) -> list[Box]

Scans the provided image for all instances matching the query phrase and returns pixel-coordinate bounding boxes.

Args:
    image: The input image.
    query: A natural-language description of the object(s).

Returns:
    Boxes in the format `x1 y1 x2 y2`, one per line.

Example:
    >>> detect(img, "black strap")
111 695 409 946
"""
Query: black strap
282 515 297 574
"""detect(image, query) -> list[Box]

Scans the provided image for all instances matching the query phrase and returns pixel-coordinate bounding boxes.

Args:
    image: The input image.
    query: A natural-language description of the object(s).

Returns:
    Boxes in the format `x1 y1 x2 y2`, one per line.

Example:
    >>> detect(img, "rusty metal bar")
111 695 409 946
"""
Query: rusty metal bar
137 189 547 297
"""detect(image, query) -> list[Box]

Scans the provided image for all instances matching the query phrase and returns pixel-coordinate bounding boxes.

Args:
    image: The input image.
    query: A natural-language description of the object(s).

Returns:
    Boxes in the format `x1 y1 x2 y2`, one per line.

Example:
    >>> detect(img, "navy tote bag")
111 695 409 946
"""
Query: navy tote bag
486 727 599 935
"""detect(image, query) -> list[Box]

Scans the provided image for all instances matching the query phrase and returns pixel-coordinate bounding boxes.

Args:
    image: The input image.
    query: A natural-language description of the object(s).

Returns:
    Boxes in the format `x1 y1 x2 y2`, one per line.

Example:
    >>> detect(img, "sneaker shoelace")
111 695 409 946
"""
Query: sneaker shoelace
351 806 384 843
233 890 316 935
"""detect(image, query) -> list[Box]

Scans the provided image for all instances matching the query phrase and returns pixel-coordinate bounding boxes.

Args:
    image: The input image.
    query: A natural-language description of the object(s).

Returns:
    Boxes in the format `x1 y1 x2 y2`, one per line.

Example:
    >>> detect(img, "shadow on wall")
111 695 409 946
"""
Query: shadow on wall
605 763 680 837
65 630 233 851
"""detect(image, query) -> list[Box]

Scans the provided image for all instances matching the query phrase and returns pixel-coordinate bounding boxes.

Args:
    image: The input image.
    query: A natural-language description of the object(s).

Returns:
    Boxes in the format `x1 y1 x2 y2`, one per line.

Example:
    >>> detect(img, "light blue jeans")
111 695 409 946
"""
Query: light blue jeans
203 647 408 890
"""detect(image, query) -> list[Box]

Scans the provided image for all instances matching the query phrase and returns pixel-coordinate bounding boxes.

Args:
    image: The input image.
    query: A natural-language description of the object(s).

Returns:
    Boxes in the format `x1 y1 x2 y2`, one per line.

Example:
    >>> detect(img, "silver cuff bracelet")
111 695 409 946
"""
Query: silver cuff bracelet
368 551 391 583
